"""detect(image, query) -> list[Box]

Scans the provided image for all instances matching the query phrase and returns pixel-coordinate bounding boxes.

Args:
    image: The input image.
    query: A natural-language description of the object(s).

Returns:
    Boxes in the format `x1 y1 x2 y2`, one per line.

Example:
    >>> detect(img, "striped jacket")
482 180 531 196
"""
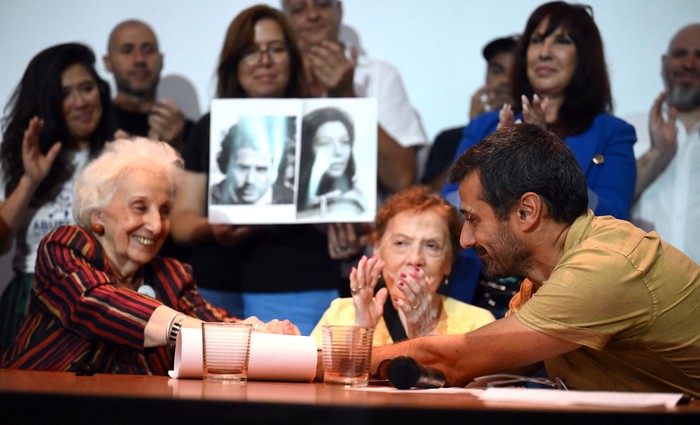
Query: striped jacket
1 225 231 375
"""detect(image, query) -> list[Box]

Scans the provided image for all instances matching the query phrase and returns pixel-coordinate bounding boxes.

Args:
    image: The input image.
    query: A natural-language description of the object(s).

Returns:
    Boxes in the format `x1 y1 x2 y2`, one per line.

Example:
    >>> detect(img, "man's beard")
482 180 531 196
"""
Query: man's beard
116 75 158 99
664 68 700 111
476 222 532 280
667 85 700 111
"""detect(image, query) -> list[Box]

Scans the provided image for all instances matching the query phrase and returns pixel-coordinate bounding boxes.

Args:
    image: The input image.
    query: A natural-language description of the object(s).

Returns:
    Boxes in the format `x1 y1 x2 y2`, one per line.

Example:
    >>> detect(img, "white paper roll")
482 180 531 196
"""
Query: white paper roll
168 327 318 382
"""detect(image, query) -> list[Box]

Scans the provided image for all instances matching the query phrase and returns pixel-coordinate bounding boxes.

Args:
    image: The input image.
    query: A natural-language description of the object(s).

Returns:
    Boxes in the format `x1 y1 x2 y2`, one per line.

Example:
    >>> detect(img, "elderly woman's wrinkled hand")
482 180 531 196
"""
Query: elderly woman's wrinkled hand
394 266 441 339
351 255 387 328
242 316 301 335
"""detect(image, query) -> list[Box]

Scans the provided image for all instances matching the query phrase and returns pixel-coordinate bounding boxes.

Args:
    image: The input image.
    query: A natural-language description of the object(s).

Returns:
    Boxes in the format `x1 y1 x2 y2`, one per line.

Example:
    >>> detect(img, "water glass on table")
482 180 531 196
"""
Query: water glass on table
321 325 374 387
202 322 253 383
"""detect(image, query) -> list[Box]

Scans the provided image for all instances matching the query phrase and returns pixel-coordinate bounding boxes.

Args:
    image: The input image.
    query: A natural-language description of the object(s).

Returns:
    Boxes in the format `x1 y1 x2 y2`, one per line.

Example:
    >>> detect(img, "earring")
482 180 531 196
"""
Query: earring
92 223 104 236
443 277 449 286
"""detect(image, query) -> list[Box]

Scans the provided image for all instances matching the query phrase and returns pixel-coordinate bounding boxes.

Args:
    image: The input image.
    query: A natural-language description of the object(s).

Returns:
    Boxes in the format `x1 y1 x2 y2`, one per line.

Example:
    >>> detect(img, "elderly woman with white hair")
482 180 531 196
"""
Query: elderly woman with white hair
1 138 298 375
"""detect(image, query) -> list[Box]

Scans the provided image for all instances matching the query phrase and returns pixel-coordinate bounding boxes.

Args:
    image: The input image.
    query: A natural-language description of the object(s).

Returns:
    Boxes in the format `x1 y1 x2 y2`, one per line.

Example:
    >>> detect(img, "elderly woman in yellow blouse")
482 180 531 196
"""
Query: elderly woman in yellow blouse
311 186 494 347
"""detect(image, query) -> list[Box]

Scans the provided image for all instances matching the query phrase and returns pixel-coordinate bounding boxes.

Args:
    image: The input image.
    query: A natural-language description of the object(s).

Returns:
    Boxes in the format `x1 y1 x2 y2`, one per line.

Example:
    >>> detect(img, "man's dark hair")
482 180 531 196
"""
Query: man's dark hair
482 35 519 62
448 124 588 224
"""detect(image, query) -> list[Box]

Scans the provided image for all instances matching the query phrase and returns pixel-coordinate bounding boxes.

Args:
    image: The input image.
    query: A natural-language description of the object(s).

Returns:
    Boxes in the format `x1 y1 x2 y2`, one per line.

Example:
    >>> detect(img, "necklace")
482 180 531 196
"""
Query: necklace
137 284 156 298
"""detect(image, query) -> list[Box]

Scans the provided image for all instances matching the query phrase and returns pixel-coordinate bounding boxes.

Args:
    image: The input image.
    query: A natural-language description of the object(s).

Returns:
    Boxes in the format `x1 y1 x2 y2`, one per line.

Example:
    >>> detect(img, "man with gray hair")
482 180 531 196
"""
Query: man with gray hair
631 23 700 264
281 0 427 197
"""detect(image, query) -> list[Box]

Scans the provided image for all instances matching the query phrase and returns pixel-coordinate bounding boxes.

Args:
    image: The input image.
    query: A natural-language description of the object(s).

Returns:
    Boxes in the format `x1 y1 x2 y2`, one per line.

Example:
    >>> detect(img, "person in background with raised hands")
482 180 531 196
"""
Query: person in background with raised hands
103 20 193 150
0 43 115 354
171 5 340 335
281 0 427 198
443 1 637 220
630 23 700 265
282 0 429 297
438 1 638 316
423 34 518 192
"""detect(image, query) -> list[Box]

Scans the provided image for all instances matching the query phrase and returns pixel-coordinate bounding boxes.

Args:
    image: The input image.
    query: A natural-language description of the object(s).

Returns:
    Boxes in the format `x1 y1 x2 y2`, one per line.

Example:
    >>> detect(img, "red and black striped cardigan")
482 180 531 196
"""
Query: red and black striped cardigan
1 225 232 375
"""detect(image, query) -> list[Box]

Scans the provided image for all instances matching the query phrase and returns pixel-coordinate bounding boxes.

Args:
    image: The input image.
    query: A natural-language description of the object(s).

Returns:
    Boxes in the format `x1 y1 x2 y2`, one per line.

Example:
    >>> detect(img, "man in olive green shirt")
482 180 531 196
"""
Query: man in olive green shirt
370 124 700 396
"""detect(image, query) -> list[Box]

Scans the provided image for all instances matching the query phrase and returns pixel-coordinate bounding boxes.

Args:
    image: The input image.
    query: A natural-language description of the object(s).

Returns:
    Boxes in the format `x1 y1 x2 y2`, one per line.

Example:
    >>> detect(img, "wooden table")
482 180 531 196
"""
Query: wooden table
1 369 698 424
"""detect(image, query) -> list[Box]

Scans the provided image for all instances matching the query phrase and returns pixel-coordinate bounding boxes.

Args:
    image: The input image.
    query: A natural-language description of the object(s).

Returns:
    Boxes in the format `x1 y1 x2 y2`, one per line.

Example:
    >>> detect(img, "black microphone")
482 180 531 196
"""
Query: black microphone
387 356 446 389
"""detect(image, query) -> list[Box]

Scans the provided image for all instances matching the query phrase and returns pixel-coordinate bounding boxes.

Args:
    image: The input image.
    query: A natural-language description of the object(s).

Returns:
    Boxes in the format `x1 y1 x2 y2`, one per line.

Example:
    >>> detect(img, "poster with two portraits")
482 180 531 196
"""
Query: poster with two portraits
208 98 377 224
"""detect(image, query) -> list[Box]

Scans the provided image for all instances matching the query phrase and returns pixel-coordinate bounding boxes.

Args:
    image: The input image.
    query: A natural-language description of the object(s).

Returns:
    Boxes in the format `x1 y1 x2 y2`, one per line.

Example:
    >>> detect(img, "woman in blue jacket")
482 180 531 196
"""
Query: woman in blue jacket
443 1 636 220
442 2 636 312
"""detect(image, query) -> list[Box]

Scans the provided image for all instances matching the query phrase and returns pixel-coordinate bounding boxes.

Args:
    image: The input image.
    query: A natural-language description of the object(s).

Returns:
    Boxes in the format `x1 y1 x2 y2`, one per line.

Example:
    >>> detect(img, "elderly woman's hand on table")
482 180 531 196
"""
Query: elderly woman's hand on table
241 316 301 335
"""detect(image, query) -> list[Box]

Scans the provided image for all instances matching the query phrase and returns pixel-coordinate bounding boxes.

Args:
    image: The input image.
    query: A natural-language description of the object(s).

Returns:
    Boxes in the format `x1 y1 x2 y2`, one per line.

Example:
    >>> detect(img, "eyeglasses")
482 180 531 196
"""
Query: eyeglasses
468 373 569 390
240 41 289 66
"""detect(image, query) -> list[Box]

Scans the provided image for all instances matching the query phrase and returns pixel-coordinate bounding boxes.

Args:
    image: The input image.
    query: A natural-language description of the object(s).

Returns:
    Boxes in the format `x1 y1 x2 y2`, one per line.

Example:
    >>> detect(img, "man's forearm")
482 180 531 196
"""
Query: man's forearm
370 315 579 387
634 149 674 201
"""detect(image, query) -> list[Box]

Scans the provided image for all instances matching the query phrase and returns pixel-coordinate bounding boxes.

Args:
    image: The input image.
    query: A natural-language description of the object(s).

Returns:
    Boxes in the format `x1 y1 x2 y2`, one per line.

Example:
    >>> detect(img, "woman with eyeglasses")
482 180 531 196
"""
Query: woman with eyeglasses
170 5 340 335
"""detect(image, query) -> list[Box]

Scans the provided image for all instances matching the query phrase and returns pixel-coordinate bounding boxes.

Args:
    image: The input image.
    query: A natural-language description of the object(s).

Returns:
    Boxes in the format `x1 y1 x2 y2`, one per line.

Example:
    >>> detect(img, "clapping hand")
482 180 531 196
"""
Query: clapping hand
497 94 549 130
393 266 441 339
520 94 548 128
470 86 492 119
148 99 186 147
648 91 678 162
350 255 387 328
306 40 357 97
242 316 300 335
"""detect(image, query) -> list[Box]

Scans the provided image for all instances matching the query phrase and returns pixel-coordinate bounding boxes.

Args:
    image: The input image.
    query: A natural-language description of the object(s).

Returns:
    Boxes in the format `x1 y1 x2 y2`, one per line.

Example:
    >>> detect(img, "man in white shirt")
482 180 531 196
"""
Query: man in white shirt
630 24 700 264
281 0 428 197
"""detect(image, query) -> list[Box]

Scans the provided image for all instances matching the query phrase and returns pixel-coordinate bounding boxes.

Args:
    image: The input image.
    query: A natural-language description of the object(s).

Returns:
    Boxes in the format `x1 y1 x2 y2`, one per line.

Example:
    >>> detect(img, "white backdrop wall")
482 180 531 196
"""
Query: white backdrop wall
0 0 699 286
